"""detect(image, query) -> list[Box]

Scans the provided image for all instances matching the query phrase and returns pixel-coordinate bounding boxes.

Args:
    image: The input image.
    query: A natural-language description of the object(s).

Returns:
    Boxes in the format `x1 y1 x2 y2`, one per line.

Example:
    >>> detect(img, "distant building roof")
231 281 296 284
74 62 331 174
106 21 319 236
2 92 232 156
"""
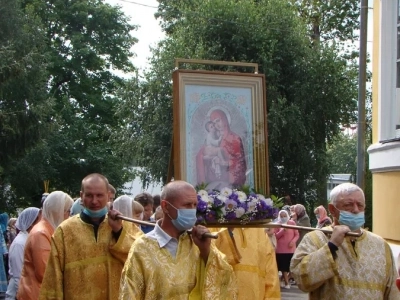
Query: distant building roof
329 174 352 181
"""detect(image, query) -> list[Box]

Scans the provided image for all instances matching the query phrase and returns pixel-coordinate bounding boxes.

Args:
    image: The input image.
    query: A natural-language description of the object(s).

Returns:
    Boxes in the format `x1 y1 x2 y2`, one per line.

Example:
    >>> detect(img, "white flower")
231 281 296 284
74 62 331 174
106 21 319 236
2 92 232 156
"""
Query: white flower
235 207 245 218
257 194 266 200
263 198 273 206
198 190 208 197
248 199 258 212
201 195 213 204
217 195 228 203
237 191 247 203
221 207 226 216
220 187 233 197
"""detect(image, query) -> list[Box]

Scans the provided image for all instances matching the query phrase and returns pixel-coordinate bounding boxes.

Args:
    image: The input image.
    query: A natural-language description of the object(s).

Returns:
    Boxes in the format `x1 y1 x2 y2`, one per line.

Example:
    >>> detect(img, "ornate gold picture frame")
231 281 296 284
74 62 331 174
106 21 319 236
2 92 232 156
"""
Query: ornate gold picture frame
172 69 269 194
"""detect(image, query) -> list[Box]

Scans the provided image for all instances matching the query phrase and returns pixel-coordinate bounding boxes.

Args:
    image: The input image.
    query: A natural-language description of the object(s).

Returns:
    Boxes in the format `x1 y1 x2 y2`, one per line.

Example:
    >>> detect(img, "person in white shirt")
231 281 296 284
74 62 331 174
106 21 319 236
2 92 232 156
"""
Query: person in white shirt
5 207 41 300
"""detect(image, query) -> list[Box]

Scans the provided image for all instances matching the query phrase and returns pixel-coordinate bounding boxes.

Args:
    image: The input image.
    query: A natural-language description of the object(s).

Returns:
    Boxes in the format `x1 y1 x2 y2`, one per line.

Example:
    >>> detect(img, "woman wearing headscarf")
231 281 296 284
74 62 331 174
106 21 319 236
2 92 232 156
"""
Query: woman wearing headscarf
0 213 8 296
6 218 17 249
5 208 40 300
274 210 299 289
290 204 311 247
113 196 143 230
314 205 332 229
113 195 134 218
17 191 73 300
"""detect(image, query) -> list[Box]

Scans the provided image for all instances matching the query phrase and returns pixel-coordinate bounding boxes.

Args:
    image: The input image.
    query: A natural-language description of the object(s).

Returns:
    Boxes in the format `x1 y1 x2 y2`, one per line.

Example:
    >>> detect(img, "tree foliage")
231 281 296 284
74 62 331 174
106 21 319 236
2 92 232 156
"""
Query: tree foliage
1 0 138 210
327 133 357 175
0 0 52 172
115 0 359 208
289 0 360 43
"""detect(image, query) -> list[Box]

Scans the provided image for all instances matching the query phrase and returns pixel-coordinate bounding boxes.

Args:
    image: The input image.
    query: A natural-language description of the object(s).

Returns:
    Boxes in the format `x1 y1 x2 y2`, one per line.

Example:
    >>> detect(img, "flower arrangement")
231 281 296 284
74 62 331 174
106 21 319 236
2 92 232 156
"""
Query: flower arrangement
196 187 279 224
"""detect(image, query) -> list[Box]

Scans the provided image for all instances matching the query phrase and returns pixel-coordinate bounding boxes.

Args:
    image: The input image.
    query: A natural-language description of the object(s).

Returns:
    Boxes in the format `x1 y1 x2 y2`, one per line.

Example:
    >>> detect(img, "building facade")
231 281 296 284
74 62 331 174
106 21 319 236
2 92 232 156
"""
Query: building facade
368 0 400 260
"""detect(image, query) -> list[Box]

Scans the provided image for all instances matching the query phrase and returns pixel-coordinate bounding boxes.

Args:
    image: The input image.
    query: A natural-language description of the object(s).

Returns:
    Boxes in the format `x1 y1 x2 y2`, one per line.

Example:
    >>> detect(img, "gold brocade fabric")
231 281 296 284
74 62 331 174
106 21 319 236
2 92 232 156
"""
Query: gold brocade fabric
290 228 400 300
213 228 281 300
39 215 142 300
119 233 238 300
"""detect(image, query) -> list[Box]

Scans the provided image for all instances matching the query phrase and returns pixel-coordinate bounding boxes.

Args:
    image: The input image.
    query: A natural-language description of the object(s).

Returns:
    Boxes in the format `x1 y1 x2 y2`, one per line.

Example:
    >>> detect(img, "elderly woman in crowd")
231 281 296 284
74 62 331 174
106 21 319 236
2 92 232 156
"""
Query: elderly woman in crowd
6 218 17 249
0 213 8 298
5 207 41 300
314 205 332 229
17 191 73 300
113 195 143 229
275 210 299 289
290 204 311 246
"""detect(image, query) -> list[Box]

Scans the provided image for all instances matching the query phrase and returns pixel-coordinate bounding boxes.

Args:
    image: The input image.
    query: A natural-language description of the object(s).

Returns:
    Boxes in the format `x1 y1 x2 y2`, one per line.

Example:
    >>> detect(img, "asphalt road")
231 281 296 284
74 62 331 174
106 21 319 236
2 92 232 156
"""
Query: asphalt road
281 284 308 300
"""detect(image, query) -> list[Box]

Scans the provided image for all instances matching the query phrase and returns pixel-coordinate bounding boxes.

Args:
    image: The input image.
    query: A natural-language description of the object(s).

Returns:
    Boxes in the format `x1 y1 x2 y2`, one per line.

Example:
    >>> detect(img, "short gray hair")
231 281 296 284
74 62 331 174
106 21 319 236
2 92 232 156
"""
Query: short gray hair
161 181 195 204
329 183 365 206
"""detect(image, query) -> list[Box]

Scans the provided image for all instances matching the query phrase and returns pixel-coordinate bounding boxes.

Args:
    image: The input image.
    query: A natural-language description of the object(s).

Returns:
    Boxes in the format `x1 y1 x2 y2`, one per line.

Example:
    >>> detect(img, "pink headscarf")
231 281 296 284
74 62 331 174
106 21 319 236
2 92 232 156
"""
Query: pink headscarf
316 205 332 224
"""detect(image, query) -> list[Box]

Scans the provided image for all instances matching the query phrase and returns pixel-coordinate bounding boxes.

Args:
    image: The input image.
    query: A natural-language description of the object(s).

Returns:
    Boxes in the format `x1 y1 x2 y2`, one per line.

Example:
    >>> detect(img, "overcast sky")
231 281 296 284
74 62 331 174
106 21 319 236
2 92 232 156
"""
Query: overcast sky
104 0 374 75
104 0 165 72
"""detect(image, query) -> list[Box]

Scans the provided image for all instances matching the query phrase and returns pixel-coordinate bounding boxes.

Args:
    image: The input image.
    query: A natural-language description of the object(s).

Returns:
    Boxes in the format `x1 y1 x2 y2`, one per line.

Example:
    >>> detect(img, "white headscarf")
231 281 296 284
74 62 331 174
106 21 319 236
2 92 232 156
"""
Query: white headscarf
113 195 133 218
15 207 40 233
277 210 290 224
42 191 73 229
70 198 84 216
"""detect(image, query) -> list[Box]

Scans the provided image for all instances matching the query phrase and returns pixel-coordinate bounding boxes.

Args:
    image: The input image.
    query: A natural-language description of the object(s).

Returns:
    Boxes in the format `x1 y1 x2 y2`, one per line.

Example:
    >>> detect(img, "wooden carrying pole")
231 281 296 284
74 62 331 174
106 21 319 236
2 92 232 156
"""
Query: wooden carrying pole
117 215 362 238
116 215 219 239
264 223 363 238
208 222 362 238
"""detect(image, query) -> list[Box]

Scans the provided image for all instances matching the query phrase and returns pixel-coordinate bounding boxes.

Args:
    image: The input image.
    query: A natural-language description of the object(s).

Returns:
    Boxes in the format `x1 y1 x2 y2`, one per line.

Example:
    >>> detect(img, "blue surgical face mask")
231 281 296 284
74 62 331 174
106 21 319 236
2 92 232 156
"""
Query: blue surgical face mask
166 201 197 231
83 207 108 218
337 209 365 231
280 217 288 223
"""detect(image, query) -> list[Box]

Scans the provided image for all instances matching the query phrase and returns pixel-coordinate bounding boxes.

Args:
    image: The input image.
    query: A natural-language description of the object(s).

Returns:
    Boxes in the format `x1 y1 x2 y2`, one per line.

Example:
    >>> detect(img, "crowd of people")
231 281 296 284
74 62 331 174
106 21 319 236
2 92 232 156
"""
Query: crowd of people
0 175 398 299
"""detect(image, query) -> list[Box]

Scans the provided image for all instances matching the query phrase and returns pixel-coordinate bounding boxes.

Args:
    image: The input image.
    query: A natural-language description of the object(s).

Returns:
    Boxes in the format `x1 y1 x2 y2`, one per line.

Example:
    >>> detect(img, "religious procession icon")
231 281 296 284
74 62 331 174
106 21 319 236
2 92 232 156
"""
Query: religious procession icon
168 58 274 228
169 59 269 192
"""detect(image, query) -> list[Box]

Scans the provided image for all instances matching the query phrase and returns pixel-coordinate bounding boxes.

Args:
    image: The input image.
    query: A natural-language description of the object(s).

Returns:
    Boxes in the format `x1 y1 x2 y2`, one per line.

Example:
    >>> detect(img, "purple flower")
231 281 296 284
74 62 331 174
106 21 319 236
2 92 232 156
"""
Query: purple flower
225 211 236 220
197 199 208 213
197 215 205 223
213 197 223 207
225 199 237 210
205 210 217 222
196 188 277 223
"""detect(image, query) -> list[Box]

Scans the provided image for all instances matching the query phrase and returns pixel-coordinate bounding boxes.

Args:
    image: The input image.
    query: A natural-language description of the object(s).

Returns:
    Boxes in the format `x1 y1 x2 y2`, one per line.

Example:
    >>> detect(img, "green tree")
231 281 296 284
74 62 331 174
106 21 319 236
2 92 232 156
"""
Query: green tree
289 0 359 43
1 0 138 209
0 0 52 173
327 133 357 175
116 0 358 208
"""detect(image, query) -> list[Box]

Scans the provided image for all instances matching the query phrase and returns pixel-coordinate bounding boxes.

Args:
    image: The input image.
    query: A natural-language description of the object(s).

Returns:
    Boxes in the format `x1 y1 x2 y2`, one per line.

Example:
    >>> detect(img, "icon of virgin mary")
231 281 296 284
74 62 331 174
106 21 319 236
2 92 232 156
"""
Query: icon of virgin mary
196 108 247 190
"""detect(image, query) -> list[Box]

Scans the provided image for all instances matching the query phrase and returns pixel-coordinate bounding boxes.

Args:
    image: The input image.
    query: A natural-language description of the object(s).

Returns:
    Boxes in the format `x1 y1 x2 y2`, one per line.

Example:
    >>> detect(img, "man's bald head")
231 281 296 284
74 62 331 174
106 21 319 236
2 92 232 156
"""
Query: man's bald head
161 181 196 205
81 173 109 193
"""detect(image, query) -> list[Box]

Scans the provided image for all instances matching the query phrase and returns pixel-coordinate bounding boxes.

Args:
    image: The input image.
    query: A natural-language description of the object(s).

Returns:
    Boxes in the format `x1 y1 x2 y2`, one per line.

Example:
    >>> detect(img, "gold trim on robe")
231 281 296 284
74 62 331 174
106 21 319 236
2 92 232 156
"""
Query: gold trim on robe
290 228 400 300
119 233 238 300
213 228 281 300
39 215 142 300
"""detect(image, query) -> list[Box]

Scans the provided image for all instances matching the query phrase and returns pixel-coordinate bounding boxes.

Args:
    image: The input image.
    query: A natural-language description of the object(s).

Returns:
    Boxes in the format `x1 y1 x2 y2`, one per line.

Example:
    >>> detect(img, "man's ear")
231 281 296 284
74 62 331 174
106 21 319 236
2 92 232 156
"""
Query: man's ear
328 203 337 217
328 203 339 219
160 200 169 213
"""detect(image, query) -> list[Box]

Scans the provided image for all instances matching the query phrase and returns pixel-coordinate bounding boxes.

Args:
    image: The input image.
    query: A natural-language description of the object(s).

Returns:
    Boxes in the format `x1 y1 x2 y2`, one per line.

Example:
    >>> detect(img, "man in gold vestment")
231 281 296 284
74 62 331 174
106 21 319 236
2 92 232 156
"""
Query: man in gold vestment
291 183 399 299
214 227 281 300
119 180 237 299
39 173 142 300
